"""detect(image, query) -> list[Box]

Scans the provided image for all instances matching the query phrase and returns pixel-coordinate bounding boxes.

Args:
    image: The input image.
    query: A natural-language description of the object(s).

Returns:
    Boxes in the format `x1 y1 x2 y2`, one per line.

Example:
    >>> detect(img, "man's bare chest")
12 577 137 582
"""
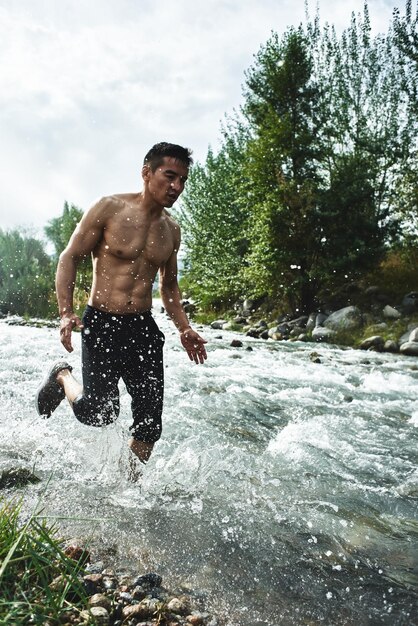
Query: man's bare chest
101 219 174 265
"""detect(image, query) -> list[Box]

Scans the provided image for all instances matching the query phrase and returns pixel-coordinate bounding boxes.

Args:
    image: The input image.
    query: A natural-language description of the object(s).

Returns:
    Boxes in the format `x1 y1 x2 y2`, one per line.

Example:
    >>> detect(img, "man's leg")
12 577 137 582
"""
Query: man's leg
123 315 165 470
128 438 154 464
56 368 83 406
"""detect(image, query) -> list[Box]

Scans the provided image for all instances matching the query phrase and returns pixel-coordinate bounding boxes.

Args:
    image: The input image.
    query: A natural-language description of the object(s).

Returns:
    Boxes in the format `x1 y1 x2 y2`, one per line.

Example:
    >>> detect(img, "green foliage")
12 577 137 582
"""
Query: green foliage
393 0 418 114
0 229 54 317
0 498 88 625
178 128 250 308
241 28 325 312
45 201 91 312
44 201 84 260
180 3 418 315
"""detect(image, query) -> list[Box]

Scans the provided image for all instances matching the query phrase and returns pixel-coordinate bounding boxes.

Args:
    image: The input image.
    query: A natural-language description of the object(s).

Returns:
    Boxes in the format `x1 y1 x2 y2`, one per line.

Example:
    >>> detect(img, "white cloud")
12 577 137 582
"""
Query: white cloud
0 0 400 230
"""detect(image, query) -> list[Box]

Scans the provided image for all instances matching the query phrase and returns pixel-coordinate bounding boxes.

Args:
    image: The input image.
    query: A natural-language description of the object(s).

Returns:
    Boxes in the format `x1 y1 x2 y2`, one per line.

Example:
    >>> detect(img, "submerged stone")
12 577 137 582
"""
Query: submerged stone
0 467 40 490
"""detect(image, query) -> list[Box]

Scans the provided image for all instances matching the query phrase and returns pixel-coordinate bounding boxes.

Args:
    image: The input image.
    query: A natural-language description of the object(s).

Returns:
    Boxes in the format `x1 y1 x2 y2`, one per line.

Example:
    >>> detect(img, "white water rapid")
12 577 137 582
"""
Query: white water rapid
0 309 417 625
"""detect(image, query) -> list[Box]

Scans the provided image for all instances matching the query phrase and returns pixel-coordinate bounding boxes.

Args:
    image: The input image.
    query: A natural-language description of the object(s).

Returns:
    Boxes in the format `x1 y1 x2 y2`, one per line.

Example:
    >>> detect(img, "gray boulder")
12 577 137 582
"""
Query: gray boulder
400 342 418 357
359 336 385 351
409 327 418 342
315 312 329 327
211 319 227 329
306 313 316 331
400 330 411 344
384 340 399 353
402 292 418 314
383 305 401 320
323 306 363 331
312 326 336 342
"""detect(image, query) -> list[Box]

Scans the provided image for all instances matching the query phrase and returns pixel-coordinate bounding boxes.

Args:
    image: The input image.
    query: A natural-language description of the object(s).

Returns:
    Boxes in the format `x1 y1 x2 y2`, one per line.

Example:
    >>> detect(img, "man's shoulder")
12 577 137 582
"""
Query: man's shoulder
87 193 136 218
98 193 135 207
163 209 180 229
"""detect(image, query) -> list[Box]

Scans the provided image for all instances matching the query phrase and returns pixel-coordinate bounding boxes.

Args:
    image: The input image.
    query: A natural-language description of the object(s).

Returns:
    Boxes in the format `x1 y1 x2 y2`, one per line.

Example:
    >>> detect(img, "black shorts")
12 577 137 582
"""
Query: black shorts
72 306 165 443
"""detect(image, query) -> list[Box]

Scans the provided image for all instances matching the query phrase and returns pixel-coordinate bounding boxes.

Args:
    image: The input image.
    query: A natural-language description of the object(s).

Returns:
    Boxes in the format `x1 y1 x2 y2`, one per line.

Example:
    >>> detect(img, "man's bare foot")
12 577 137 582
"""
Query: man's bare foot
127 453 143 483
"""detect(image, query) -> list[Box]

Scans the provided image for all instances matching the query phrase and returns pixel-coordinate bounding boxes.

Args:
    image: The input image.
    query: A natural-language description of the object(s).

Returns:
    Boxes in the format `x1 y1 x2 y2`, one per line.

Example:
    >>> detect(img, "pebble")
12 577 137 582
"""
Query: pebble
78 558 217 626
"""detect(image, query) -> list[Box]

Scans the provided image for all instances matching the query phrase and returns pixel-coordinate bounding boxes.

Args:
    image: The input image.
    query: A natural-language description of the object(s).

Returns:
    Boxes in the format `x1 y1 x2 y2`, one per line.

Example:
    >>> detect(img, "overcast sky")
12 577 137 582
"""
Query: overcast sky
0 0 401 236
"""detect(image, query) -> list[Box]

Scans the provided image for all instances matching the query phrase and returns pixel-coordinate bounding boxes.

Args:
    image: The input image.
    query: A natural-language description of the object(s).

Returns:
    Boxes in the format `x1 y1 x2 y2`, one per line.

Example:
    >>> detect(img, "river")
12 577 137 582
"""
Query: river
0 309 417 625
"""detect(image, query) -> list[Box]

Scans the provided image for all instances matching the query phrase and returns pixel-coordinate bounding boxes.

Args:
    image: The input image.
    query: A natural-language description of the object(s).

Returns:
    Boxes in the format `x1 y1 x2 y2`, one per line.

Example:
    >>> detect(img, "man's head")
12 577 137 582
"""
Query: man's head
143 142 193 172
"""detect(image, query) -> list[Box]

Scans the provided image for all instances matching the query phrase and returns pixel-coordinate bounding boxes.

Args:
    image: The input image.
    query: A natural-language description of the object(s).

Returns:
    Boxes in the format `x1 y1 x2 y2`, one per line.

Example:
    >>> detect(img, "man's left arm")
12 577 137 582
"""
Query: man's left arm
159 251 207 365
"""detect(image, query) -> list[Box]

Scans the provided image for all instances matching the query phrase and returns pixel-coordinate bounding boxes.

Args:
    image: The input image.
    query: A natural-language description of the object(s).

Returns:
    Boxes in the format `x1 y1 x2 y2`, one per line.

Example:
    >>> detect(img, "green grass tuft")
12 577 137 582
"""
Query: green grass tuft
0 498 89 625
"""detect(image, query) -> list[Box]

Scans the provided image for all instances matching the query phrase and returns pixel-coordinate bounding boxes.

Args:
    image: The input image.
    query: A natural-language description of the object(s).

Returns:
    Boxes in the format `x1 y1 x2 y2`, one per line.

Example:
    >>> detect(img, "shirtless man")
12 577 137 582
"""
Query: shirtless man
36 142 207 468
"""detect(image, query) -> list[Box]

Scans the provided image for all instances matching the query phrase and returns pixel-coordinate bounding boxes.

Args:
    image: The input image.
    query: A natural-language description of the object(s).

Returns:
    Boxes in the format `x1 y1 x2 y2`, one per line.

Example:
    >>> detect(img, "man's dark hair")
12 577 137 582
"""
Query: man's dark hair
143 142 193 171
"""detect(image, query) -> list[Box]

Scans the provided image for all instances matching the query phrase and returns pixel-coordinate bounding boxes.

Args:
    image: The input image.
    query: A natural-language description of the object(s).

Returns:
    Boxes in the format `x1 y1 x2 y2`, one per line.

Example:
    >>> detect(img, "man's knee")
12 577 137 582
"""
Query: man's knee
72 395 119 427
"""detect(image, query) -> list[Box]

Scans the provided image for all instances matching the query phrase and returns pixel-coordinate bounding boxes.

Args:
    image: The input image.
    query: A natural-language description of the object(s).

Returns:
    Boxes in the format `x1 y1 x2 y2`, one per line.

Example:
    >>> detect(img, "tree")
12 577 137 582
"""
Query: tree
44 201 84 260
393 0 418 113
240 28 326 313
180 4 418 315
178 127 250 309
0 229 54 317
44 202 91 312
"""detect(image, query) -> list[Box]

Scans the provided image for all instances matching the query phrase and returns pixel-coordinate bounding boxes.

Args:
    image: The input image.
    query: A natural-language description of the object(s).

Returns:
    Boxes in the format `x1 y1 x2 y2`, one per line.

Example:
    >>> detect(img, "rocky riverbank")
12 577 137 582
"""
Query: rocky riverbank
67 555 219 626
0 468 220 626
200 288 418 356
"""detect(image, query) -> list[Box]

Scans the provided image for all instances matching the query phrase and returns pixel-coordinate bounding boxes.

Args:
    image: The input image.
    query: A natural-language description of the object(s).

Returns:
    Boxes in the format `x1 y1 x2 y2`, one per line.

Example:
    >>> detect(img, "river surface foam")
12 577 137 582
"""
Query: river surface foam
0 310 417 625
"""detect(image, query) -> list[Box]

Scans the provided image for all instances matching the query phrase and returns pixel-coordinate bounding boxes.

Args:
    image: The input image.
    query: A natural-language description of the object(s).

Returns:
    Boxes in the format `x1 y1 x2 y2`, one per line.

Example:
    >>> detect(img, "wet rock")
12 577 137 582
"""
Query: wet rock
83 573 103 595
186 612 205 625
315 312 329 327
133 572 163 588
359 336 385 351
167 597 190 615
64 544 90 564
230 339 243 347
384 340 399 353
312 326 336 342
234 316 247 324
306 313 316 331
402 291 418 314
323 306 363 331
85 561 105 574
288 315 308 328
277 322 291 336
400 341 418 356
289 326 305 337
383 305 402 320
89 593 111 611
259 329 269 340
80 606 109 625
310 352 321 363
131 585 147 600
0 467 40 489
102 576 118 590
409 327 418 342
245 327 261 338
210 319 227 329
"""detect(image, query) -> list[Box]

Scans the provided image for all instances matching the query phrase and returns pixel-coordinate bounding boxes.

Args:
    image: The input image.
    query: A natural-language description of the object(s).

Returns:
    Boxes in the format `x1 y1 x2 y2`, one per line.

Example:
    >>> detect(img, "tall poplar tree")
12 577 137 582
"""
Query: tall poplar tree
179 128 250 308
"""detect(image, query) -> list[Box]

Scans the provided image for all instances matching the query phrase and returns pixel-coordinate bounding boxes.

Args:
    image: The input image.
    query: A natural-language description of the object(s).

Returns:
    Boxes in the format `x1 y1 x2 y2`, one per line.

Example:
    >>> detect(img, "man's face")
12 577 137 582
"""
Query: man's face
144 157 189 208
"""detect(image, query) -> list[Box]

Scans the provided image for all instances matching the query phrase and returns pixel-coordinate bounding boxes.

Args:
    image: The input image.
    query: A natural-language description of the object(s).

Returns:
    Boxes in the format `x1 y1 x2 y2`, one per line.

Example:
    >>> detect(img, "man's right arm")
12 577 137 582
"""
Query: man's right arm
56 197 109 352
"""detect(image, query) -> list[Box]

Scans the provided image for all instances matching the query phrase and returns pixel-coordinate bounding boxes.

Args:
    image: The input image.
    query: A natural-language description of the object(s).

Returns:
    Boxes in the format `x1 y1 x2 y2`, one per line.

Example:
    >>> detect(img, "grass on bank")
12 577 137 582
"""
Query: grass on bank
0 497 89 626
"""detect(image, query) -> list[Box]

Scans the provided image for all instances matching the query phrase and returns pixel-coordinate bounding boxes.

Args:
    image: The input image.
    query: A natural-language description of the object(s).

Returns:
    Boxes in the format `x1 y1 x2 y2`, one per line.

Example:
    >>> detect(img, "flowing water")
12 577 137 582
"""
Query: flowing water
0 309 417 625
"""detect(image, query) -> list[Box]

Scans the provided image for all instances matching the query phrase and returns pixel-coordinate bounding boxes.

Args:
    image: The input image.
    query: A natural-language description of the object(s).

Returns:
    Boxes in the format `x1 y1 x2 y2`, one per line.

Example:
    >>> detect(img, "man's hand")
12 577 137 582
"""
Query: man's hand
180 328 208 364
60 313 83 353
